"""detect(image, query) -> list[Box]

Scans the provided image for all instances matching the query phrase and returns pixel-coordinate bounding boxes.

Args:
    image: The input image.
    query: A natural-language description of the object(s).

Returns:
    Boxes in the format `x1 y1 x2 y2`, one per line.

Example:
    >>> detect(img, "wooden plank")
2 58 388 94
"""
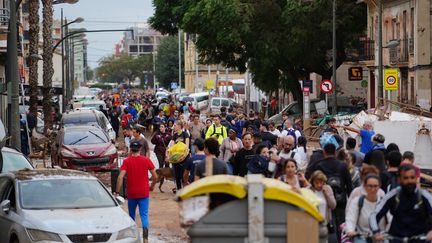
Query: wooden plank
287 210 319 243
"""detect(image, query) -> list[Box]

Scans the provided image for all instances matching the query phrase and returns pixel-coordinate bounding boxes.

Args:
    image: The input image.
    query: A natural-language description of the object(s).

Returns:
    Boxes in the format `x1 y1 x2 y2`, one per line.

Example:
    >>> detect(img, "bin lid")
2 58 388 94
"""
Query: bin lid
178 175 324 222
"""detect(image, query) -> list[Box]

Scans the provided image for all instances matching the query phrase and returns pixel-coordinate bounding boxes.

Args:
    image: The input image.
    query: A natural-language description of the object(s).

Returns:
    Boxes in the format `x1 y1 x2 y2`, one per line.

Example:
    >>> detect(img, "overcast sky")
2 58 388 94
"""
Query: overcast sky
53 0 154 69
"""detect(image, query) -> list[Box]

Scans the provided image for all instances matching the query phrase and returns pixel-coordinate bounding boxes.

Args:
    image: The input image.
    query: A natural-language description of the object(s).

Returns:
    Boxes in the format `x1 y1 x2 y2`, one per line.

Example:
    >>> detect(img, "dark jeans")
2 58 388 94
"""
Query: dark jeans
156 153 166 169
173 163 184 190
330 207 346 243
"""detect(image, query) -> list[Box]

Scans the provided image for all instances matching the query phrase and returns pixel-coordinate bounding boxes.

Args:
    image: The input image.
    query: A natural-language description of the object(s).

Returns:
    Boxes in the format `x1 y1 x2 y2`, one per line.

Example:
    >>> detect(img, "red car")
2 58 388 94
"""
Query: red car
51 125 118 171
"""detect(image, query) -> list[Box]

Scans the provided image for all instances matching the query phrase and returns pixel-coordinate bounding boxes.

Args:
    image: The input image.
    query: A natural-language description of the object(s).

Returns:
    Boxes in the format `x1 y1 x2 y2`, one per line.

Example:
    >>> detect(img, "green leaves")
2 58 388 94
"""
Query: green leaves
155 36 183 88
150 0 366 99
96 54 153 85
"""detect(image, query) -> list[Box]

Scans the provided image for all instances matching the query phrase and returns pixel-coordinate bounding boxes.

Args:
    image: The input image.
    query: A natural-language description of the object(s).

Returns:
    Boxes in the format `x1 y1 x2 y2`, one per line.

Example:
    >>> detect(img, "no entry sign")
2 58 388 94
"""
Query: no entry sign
320 79 333 94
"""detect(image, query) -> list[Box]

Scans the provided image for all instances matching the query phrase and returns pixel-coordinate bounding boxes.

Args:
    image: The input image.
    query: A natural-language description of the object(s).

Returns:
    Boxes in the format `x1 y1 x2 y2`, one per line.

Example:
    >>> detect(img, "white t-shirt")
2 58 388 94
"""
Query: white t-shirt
295 146 308 171
316 190 327 219
270 129 282 137
279 149 302 168
345 196 386 234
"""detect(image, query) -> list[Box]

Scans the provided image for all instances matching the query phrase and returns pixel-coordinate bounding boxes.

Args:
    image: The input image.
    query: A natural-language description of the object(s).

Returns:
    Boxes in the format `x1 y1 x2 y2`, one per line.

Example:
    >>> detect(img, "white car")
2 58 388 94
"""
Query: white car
0 169 140 243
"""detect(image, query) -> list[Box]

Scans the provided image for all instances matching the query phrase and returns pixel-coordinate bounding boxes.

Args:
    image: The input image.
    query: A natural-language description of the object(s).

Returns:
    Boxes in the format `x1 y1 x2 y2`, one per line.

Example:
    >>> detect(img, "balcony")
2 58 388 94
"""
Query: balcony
358 39 375 61
389 39 409 64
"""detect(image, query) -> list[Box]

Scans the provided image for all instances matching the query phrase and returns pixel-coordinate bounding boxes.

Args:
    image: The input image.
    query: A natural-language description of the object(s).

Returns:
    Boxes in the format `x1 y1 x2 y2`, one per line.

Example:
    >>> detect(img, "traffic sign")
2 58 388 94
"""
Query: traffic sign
320 79 333 94
303 86 310 93
384 69 399 90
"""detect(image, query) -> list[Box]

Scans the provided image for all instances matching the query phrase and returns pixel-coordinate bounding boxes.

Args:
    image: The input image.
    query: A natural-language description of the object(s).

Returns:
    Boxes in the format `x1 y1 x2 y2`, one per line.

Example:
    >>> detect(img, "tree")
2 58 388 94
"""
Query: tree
28 0 39 116
42 0 54 134
155 35 183 88
149 0 366 100
95 54 153 85
85 66 94 81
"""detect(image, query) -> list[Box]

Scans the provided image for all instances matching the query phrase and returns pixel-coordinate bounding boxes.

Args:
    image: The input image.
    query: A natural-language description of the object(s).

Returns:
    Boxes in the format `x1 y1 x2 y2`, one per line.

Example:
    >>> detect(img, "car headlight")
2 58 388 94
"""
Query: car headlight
103 145 117 156
61 148 76 157
27 228 62 242
116 226 138 240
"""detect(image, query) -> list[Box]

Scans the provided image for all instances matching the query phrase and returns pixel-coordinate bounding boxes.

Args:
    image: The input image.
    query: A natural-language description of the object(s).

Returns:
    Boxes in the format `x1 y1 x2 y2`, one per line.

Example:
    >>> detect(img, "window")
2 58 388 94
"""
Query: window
212 99 220 106
221 99 229 107
143 45 153 53
143 36 153 44
1 151 33 173
129 45 138 53
0 177 9 200
410 8 414 39
63 130 108 145
19 179 116 209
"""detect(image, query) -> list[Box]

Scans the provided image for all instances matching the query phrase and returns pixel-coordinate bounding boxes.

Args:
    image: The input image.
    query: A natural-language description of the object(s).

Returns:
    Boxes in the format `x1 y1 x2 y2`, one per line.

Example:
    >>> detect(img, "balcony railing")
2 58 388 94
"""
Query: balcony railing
390 39 409 64
0 8 9 26
358 39 375 61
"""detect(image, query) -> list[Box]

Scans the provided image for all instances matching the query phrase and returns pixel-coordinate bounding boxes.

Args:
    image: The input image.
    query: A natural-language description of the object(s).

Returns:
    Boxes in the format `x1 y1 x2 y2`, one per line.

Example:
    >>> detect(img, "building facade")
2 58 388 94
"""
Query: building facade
358 0 431 109
123 23 163 57
183 33 246 95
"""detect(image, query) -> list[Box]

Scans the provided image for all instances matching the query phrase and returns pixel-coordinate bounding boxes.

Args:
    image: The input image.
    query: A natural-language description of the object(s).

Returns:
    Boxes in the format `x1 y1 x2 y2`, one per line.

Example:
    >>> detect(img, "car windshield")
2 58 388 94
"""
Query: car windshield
82 103 102 109
221 99 229 106
19 179 116 209
182 97 194 102
1 151 33 172
63 115 97 126
64 130 108 145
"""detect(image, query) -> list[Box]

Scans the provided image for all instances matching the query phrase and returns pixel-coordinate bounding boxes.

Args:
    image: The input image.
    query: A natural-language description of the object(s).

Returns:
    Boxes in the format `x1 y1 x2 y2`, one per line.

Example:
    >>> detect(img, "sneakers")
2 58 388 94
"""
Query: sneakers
143 227 149 242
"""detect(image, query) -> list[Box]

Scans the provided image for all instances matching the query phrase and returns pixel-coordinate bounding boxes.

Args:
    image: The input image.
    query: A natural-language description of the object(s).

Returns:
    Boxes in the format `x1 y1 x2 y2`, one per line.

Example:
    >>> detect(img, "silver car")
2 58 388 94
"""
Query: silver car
0 169 140 243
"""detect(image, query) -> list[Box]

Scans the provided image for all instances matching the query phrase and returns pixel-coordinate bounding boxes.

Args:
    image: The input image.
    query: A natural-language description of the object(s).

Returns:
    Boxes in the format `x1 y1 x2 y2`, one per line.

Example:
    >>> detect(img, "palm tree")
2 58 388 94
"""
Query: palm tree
28 0 40 116
42 0 54 134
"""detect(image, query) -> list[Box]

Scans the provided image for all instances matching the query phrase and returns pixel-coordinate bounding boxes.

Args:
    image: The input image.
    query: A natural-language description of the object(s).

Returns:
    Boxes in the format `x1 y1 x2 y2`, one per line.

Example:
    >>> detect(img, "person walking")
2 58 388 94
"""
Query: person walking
151 124 172 168
370 164 432 242
233 133 255 177
183 138 206 185
220 129 243 173
168 120 190 191
130 126 150 157
115 141 158 243
205 115 228 145
195 138 228 180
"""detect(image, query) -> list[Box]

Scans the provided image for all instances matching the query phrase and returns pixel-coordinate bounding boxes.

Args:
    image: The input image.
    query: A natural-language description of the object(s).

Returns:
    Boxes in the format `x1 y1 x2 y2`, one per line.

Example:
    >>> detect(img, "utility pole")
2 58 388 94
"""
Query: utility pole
61 8 65 112
7 0 20 149
195 47 199 92
377 0 383 99
178 29 182 93
332 0 337 114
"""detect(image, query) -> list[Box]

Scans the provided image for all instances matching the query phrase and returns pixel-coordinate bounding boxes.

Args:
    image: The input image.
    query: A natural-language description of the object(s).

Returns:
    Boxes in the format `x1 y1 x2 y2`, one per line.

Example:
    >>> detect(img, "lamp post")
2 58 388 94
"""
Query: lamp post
377 0 383 100
178 29 182 93
332 0 337 114
6 0 20 149
60 12 83 111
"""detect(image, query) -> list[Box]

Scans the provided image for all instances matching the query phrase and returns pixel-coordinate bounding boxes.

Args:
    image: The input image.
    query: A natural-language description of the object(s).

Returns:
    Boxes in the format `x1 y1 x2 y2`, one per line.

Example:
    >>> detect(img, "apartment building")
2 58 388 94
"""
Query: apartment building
123 23 163 57
357 0 431 109
183 33 246 95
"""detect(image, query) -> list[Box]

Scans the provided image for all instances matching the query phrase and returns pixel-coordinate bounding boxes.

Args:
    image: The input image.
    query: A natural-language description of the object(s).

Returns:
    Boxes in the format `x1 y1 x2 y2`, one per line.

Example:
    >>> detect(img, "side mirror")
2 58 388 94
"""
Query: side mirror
1 200 10 214
115 196 125 205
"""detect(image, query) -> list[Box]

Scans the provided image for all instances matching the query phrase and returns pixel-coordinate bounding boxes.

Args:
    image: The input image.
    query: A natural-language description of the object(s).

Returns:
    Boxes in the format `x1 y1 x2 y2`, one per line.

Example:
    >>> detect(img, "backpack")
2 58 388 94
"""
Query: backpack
285 128 298 145
327 175 346 206
211 124 227 139
386 172 399 193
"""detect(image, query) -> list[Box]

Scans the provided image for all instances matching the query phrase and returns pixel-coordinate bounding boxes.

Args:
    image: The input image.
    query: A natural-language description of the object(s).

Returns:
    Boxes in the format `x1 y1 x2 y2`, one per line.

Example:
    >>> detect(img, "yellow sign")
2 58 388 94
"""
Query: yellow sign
205 80 214 90
384 69 399 91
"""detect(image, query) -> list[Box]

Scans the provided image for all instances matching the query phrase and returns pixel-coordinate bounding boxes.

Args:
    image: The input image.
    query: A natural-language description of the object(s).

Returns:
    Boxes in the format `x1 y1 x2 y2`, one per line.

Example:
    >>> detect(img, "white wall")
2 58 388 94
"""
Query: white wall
37 50 63 88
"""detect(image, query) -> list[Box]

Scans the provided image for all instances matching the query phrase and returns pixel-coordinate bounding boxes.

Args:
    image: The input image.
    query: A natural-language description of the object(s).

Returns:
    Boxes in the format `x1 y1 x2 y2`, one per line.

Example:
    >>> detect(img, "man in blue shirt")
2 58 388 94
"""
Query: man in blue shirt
127 101 138 120
341 121 375 154
183 138 206 184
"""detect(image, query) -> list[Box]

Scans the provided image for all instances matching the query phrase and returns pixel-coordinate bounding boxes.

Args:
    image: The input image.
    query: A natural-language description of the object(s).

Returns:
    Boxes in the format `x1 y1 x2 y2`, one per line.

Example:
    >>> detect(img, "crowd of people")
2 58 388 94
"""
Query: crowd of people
107 91 432 243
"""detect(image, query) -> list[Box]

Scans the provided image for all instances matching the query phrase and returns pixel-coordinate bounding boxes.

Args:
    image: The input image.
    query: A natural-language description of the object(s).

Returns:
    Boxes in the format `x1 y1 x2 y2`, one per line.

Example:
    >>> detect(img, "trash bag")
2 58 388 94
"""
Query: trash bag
167 142 190 163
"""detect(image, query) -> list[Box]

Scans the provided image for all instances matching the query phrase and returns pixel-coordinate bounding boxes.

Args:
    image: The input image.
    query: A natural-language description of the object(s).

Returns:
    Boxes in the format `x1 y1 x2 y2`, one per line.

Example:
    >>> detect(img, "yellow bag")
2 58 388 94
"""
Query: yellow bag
167 142 190 163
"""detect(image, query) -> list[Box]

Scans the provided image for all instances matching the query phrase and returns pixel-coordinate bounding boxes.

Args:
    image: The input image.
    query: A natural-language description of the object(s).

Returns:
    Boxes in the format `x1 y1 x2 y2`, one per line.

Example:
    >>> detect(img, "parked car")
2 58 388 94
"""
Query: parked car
189 92 210 111
268 99 321 126
0 169 140 243
0 118 34 174
0 147 34 174
209 97 236 114
73 100 107 111
61 109 116 141
51 126 118 171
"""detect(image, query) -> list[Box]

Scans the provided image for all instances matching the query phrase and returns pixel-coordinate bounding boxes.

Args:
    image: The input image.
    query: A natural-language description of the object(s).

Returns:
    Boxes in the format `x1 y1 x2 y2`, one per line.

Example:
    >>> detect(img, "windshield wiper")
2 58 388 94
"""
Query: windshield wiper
70 136 89 145
88 131 106 142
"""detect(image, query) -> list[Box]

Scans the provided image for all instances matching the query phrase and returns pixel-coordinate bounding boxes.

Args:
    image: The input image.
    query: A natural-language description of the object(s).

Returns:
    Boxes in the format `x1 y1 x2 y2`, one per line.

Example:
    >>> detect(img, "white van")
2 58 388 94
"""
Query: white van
189 92 210 110
209 97 236 114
